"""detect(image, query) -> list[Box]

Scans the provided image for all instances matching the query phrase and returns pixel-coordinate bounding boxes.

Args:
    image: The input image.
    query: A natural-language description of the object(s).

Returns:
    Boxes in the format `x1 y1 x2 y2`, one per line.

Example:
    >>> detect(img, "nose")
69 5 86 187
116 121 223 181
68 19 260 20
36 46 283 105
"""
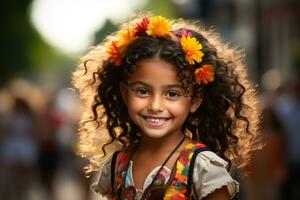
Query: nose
148 94 164 112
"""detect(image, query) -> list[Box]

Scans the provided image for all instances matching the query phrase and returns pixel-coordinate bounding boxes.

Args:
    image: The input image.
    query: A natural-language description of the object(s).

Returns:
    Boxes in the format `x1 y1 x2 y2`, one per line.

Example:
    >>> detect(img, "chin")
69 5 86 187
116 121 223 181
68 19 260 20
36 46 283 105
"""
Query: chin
140 128 173 139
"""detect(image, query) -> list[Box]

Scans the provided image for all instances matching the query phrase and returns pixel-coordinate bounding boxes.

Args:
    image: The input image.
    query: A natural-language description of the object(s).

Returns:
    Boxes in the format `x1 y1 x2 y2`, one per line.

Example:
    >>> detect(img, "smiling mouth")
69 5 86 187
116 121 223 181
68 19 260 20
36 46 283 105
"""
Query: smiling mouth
142 116 170 128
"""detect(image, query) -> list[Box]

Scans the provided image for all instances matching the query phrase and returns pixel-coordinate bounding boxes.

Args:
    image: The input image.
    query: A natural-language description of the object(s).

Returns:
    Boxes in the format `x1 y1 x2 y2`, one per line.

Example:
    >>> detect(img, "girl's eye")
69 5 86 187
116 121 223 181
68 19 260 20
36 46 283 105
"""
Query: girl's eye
166 91 182 99
133 88 150 96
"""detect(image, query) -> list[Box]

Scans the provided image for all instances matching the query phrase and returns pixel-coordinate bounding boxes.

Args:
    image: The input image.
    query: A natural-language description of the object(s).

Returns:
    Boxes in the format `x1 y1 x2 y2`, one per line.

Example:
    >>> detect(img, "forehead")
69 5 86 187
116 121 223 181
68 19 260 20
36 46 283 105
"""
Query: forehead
128 59 180 85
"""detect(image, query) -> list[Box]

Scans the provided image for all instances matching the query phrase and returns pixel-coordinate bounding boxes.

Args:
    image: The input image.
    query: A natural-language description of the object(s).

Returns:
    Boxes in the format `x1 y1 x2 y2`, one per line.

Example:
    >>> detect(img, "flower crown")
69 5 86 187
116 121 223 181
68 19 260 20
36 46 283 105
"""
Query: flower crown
106 16 214 85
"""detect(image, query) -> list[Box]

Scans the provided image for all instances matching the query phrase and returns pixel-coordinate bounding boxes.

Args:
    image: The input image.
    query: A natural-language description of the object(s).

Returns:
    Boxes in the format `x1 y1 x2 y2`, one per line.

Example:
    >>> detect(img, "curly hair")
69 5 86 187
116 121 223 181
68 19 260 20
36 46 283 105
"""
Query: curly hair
72 13 261 174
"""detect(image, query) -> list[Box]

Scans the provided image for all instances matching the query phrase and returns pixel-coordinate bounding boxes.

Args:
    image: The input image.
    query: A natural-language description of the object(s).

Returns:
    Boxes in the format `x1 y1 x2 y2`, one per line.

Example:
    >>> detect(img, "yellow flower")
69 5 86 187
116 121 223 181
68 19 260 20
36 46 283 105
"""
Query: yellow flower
147 16 172 37
117 27 136 52
180 36 204 65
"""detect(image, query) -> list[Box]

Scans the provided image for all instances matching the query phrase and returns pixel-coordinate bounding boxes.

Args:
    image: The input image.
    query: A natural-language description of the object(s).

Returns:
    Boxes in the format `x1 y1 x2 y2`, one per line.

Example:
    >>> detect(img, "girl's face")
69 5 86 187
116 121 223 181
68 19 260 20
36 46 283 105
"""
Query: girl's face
120 59 201 140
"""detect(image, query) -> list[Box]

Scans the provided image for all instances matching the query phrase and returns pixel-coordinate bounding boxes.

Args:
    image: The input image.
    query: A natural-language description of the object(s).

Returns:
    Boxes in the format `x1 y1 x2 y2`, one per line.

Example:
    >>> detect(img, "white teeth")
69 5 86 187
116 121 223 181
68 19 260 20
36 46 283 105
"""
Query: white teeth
146 118 166 123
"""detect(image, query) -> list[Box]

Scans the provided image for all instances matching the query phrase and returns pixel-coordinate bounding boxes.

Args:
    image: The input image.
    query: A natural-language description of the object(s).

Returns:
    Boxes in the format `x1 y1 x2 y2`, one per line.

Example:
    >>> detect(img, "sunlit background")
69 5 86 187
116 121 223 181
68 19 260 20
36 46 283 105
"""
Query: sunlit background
30 0 147 54
0 0 300 199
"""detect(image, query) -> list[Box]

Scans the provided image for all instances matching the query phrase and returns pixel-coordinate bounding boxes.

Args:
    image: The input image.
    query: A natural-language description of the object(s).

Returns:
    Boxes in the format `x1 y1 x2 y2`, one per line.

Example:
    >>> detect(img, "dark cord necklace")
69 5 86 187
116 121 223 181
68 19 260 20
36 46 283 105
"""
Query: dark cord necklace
147 136 186 187
122 135 186 198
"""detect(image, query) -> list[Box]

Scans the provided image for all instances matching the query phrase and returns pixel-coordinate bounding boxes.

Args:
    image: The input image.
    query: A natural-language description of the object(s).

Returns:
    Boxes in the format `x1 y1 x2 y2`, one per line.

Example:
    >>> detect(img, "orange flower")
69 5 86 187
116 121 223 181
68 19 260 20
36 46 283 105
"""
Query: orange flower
194 65 215 85
107 28 136 66
107 41 123 66
180 36 204 65
135 17 149 36
117 27 137 51
147 16 172 37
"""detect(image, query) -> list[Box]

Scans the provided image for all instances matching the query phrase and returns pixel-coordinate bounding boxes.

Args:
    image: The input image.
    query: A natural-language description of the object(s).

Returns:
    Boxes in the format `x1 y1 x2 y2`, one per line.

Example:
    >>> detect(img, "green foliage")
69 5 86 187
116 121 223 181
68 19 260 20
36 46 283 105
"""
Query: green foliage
143 0 178 18
94 19 118 44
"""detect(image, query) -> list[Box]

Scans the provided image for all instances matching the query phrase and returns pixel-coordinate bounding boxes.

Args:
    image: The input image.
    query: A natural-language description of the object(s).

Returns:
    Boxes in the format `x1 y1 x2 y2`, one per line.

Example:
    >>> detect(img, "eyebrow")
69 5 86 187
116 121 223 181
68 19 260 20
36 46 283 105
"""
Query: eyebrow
127 81 182 89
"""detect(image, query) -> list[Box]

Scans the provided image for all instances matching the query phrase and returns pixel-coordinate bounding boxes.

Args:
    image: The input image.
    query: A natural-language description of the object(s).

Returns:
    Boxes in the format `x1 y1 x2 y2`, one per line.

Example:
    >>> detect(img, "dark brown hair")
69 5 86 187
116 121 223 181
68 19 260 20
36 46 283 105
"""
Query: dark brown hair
72 14 260 174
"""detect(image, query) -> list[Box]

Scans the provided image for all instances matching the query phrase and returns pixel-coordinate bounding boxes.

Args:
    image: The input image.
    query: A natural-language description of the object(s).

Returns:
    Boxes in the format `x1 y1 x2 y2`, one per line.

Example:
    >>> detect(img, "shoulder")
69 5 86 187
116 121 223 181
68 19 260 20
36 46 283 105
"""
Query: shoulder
194 151 229 170
192 151 239 199
91 153 114 195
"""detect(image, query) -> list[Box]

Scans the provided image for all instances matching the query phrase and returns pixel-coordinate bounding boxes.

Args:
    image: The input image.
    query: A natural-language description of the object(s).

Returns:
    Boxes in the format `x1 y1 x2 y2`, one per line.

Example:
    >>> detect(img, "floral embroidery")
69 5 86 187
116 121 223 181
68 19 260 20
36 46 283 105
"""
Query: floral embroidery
112 141 206 200
114 151 131 193
164 141 206 200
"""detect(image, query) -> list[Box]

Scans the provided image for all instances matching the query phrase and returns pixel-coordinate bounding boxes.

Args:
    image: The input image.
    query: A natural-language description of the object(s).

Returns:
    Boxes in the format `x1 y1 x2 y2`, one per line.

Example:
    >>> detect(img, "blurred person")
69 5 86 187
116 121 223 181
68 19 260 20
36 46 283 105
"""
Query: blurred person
244 104 287 200
49 88 92 200
54 87 92 200
36 97 62 200
72 14 261 199
255 49 300 199
0 97 38 200
271 73 300 200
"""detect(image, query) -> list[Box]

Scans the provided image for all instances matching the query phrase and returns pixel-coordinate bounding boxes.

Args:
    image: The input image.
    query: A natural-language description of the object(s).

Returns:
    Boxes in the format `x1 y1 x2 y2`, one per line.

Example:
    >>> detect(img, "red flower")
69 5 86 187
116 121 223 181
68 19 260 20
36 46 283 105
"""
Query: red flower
135 17 149 36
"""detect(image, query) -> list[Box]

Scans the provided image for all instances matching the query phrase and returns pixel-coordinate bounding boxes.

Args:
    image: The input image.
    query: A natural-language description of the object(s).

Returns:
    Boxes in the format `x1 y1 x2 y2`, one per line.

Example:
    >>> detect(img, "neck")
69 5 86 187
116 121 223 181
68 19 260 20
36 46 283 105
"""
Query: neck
138 132 185 153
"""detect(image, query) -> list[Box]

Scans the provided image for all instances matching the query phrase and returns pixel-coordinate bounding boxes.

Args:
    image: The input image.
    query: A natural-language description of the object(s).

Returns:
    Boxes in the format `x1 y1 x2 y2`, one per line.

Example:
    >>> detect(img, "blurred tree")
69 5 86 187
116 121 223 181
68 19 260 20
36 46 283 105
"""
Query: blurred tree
94 19 118 44
0 0 69 86
145 0 177 17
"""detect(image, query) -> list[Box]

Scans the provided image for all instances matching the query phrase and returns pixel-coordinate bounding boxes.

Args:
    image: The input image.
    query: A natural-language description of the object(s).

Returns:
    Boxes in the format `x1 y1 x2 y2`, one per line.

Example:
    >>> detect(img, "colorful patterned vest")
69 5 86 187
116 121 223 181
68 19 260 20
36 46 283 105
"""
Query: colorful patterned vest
109 141 208 200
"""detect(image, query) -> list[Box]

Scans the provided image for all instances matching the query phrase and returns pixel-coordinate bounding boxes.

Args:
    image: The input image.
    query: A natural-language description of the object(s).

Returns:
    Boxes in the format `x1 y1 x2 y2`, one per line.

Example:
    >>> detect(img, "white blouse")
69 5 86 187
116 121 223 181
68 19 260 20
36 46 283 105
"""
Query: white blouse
91 151 239 199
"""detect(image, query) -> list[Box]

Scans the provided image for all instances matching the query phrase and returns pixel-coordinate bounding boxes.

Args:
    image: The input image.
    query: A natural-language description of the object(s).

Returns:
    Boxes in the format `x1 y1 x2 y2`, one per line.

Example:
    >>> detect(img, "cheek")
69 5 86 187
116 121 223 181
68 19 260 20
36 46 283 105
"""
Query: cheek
127 96 146 113
168 99 191 118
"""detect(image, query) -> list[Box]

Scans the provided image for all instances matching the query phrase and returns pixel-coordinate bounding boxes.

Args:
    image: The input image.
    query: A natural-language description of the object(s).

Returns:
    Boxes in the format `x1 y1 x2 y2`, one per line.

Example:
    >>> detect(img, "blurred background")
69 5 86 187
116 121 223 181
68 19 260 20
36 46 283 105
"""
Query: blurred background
0 0 299 199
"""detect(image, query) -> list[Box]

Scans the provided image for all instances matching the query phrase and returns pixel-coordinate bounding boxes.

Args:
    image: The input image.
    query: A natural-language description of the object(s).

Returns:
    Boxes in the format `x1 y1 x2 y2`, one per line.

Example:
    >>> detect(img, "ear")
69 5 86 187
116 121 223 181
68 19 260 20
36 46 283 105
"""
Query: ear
120 82 128 105
190 97 203 113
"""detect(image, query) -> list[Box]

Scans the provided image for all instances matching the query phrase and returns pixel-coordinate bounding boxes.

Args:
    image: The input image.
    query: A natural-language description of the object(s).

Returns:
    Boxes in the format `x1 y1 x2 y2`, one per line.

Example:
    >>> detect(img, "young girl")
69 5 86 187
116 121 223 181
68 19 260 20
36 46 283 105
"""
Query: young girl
72 13 260 199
